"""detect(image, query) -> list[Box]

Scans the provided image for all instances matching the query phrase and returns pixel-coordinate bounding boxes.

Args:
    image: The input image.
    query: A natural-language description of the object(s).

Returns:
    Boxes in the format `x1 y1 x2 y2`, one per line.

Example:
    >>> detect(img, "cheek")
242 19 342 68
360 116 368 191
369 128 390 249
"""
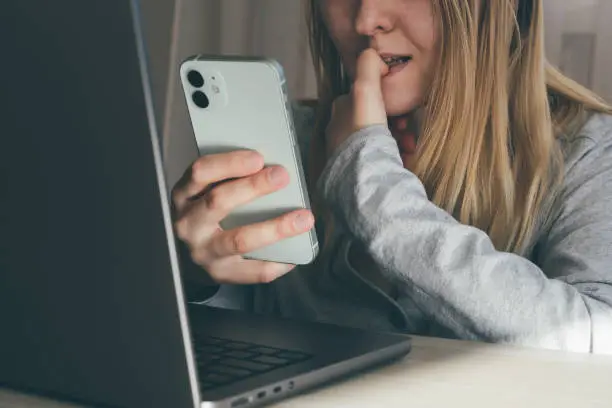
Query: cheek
412 20 438 54
396 2 439 71
387 10 439 105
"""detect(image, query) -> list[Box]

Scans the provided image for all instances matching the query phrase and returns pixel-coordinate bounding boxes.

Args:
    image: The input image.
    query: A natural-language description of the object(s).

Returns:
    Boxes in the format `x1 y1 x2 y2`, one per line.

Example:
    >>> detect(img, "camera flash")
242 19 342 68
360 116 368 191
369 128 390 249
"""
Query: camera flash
212 85 220 94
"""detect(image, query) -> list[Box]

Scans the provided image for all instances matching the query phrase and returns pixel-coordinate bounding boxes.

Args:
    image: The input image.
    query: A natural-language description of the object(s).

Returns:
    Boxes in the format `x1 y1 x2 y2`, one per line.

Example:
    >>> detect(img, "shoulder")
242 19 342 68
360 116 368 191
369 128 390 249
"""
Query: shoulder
549 112 612 228
559 112 612 171
578 112 612 141
531 113 612 263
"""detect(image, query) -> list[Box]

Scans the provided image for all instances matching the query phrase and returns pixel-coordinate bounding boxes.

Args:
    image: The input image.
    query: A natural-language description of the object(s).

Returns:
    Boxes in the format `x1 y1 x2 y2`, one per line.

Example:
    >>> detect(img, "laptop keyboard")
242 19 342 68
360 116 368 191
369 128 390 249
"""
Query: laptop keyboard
193 336 313 391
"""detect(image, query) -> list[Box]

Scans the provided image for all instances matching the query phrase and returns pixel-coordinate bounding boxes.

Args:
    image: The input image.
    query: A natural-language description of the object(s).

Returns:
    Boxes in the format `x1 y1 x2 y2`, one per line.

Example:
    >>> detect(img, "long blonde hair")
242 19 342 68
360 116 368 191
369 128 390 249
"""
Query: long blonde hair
307 0 612 254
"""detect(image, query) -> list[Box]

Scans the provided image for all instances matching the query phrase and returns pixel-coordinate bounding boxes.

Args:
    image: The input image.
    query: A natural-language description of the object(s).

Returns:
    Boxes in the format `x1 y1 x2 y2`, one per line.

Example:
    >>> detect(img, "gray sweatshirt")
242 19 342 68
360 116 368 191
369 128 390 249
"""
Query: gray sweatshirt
200 103 612 355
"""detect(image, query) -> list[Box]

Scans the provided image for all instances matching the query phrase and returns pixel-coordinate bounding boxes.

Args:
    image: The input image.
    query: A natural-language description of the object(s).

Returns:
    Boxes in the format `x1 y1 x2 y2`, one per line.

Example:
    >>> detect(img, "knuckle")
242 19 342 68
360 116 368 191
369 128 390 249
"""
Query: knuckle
191 155 215 182
276 218 289 238
250 171 268 193
175 211 216 250
190 159 202 180
189 249 209 268
204 188 227 212
229 231 250 254
281 214 296 236
358 48 377 63
171 187 187 211
174 217 191 241
363 48 377 57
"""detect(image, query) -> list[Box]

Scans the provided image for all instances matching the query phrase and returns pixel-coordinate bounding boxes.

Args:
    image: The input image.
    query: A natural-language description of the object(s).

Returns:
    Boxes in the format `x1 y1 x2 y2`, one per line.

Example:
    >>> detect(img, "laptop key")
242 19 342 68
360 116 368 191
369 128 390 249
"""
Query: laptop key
195 336 316 391
201 372 232 384
201 337 224 346
221 358 273 372
196 355 221 365
200 382 215 390
250 346 280 355
224 350 256 359
253 355 289 366
196 345 224 354
208 365 252 378
224 342 251 350
276 351 310 361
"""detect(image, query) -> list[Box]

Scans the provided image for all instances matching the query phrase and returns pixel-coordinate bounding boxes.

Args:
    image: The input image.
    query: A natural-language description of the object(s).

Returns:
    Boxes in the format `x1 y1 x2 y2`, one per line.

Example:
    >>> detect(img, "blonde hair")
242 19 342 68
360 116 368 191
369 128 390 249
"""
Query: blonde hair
306 0 612 254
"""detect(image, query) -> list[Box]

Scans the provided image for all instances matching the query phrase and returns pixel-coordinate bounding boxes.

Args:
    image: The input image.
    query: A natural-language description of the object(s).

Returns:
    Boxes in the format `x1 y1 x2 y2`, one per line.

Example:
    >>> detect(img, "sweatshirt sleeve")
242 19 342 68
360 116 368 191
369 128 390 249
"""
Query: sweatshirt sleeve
318 123 612 354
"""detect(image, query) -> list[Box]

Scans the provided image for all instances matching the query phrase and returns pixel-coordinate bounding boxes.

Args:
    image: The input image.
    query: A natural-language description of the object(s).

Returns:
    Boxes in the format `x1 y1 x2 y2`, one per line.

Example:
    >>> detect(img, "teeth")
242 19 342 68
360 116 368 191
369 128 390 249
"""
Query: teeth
382 56 412 66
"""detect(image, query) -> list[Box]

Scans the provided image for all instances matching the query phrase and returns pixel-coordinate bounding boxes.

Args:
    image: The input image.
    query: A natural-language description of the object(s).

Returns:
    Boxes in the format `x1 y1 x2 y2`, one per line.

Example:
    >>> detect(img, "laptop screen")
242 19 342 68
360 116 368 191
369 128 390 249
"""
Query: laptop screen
0 1 199 406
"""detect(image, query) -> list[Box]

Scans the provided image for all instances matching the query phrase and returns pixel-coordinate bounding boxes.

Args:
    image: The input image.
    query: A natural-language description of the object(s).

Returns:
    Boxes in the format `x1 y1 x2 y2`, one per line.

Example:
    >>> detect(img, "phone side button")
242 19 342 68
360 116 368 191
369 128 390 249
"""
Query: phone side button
286 106 298 146
281 80 289 95
293 142 311 210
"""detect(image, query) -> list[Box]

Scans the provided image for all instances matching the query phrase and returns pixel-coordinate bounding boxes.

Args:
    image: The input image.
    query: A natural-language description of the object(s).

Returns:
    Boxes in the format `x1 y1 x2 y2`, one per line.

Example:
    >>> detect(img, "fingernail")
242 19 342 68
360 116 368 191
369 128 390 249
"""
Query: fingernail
268 167 287 186
294 213 314 230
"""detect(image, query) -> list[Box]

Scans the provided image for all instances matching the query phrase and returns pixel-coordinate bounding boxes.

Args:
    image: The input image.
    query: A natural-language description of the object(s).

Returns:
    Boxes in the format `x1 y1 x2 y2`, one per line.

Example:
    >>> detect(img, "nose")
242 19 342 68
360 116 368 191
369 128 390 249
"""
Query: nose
355 0 394 37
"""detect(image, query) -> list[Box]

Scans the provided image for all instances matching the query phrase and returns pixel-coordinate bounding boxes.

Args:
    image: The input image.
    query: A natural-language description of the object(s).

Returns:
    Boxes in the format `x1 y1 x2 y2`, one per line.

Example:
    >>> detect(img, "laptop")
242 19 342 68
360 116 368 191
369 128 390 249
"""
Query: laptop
0 1 411 407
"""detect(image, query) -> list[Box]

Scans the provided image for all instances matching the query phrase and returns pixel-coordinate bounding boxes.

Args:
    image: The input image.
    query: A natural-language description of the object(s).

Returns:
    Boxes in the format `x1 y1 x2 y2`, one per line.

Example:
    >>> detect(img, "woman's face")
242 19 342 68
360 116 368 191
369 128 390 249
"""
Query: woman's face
319 0 439 117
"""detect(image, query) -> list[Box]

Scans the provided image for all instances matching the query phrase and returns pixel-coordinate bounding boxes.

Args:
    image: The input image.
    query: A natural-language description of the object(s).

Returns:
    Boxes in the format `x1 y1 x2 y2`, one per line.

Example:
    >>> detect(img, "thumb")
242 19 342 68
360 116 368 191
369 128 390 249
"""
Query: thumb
352 48 388 129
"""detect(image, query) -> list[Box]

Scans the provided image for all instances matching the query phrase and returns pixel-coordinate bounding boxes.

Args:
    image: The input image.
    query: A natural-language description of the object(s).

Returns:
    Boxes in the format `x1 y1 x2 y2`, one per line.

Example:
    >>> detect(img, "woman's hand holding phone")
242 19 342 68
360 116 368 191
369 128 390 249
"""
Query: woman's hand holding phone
172 150 315 284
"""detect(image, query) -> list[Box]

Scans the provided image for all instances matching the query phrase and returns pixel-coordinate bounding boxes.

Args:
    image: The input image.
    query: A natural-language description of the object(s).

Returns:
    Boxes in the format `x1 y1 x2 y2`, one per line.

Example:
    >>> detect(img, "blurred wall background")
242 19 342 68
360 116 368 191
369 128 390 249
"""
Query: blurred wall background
140 0 612 190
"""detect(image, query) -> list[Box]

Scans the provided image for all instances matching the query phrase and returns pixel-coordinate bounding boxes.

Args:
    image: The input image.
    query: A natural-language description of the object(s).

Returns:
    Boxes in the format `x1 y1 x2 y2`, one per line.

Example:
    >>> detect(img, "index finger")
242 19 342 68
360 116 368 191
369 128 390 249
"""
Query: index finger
353 48 388 93
352 49 389 129
172 150 264 213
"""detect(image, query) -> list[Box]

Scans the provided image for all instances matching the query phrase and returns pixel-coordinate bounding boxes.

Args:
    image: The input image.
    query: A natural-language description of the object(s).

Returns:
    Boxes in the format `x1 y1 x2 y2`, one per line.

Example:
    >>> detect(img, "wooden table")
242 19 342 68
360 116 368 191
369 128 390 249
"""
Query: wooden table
2 336 611 408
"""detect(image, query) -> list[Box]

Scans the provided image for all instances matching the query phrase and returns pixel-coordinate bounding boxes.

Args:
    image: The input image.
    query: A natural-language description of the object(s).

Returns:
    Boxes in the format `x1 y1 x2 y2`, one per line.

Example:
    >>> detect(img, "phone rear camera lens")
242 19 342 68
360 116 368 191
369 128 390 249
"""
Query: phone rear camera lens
187 70 204 87
192 91 209 108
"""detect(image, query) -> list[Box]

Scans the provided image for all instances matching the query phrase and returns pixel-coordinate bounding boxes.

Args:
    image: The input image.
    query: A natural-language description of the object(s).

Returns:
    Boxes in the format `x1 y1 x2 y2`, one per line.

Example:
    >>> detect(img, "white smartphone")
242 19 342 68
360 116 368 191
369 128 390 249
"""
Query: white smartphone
179 55 319 265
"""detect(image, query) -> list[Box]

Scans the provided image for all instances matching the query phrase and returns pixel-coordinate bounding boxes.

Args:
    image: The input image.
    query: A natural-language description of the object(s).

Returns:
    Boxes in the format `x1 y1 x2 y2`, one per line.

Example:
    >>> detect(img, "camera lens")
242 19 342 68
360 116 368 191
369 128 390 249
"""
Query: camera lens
192 91 209 108
187 70 204 88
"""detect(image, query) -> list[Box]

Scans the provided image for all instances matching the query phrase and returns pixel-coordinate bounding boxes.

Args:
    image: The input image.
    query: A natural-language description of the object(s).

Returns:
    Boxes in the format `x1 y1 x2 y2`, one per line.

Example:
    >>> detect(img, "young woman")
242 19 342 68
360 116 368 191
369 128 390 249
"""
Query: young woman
172 0 612 354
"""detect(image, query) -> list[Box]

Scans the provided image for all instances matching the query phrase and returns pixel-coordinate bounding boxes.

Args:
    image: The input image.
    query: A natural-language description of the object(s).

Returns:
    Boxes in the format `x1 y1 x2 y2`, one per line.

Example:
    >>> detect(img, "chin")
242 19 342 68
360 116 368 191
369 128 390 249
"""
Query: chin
381 90 421 118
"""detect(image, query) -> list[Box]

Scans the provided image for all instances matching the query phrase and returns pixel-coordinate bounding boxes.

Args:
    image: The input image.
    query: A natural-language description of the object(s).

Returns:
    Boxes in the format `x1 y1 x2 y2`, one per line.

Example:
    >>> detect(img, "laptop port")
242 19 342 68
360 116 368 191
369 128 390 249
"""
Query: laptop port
273 386 282 394
231 397 249 407
257 391 266 399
